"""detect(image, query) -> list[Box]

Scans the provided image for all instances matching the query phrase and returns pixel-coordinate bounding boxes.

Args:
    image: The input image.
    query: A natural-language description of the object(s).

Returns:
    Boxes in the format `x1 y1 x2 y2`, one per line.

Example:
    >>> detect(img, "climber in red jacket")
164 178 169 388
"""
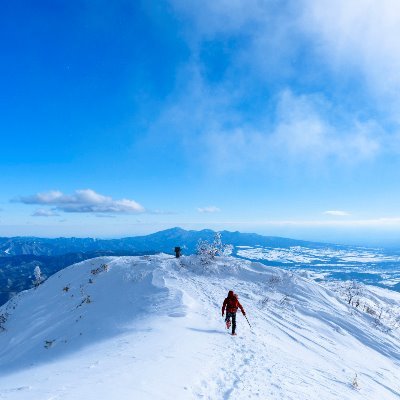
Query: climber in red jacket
221 290 246 336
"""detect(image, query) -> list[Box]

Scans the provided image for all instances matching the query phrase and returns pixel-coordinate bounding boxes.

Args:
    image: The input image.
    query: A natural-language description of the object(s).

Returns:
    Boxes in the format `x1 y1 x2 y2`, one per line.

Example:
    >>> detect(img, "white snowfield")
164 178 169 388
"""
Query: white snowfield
0 254 399 400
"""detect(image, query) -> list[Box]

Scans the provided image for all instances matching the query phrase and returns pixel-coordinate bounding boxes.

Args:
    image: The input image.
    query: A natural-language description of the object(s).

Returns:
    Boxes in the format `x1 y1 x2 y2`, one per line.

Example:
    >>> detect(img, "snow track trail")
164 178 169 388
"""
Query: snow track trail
0 254 399 400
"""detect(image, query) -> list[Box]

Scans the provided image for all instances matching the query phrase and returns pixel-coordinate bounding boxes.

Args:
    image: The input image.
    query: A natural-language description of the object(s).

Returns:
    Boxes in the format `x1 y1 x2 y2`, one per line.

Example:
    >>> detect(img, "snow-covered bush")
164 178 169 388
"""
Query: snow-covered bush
33 266 43 287
213 232 233 256
326 280 365 309
196 232 233 264
196 239 213 262
326 279 400 332
341 280 363 306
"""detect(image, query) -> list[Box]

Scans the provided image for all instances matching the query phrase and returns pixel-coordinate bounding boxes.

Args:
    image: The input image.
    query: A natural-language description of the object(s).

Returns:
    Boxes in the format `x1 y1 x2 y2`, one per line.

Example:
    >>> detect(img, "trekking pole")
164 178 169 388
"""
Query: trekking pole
244 315 252 328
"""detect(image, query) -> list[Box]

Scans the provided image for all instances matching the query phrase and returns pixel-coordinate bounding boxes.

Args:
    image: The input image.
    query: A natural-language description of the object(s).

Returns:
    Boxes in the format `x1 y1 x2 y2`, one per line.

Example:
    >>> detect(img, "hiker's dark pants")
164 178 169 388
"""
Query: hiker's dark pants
225 312 237 334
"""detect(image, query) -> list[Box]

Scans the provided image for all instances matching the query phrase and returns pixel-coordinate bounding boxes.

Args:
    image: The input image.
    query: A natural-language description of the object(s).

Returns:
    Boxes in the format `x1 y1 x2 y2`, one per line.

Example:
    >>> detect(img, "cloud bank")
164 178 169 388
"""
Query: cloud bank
146 0 400 174
17 189 145 214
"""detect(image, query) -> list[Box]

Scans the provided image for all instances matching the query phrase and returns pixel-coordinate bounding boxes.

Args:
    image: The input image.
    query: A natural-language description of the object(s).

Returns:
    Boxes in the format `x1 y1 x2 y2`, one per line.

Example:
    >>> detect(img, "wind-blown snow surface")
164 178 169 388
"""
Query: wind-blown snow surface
0 255 399 399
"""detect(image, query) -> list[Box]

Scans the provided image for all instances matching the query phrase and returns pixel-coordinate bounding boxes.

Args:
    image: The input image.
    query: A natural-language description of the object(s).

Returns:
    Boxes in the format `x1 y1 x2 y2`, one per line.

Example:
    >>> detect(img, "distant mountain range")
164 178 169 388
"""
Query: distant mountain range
0 227 337 306
0 227 329 257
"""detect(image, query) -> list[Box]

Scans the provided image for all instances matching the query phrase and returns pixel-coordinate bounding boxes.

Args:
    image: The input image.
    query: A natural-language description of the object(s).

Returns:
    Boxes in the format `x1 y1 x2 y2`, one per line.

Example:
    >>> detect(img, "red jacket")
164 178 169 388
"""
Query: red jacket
222 291 245 315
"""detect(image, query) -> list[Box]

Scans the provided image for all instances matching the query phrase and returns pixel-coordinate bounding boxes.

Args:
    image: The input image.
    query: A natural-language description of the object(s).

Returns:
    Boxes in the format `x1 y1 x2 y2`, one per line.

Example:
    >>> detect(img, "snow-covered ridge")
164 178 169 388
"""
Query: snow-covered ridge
0 255 399 399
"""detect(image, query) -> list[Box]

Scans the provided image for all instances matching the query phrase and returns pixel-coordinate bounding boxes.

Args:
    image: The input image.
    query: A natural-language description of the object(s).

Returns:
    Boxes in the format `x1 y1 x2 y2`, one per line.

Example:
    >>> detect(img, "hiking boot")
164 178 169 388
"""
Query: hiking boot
231 332 237 336
226 320 231 329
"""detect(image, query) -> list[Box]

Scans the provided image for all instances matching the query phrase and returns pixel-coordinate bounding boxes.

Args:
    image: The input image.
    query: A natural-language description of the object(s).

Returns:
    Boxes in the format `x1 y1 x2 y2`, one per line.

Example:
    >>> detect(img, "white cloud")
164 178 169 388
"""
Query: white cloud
153 67 382 174
301 0 400 96
198 90 382 173
271 91 382 162
324 210 350 217
32 209 60 217
197 206 221 213
17 189 145 214
172 0 400 103
169 0 268 37
149 1 387 174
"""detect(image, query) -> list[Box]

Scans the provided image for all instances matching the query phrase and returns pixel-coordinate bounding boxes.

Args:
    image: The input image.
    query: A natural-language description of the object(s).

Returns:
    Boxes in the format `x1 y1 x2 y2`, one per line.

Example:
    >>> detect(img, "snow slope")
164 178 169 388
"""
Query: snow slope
0 254 399 399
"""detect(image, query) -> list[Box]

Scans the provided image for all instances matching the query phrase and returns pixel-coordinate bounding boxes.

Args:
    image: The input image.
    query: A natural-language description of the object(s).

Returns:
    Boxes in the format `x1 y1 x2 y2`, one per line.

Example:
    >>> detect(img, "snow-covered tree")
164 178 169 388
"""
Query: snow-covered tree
213 232 233 256
342 280 363 306
196 232 233 262
33 266 43 287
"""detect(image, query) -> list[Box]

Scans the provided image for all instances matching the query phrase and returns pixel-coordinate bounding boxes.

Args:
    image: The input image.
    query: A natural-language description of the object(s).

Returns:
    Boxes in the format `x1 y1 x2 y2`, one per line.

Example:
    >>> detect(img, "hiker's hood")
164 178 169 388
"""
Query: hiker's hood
228 290 234 298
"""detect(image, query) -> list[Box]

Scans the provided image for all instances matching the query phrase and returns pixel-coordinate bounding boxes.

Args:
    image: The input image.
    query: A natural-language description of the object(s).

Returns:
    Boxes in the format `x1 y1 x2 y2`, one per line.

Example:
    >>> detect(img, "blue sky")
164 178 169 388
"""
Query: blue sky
2 0 400 245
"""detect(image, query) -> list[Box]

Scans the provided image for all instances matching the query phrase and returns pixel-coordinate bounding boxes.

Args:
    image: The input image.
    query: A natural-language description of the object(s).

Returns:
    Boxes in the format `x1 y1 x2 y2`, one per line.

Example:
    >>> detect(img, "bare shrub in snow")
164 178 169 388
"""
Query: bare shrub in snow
268 275 282 285
91 264 109 275
351 373 359 390
44 339 55 349
259 297 269 308
280 295 290 304
0 313 8 332
365 305 377 317
76 295 92 309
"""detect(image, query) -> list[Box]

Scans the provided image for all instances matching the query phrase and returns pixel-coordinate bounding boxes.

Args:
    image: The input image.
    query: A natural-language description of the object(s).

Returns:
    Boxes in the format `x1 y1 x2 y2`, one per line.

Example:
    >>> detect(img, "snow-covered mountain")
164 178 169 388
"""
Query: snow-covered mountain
0 255 399 399
0 227 346 307
0 227 329 257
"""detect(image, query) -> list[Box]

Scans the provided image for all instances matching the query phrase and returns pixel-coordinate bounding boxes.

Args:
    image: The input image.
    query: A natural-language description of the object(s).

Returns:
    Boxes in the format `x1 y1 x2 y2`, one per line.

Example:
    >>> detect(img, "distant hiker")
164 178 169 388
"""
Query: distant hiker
174 247 181 258
221 290 246 336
